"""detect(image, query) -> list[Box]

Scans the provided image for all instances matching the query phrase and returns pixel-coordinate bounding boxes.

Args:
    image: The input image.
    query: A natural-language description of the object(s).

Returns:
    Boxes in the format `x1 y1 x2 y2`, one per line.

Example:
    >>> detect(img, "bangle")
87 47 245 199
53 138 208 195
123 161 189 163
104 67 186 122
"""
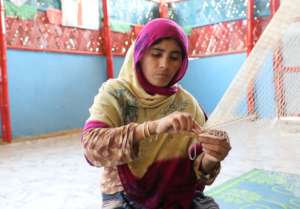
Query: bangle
144 122 151 138
140 122 146 139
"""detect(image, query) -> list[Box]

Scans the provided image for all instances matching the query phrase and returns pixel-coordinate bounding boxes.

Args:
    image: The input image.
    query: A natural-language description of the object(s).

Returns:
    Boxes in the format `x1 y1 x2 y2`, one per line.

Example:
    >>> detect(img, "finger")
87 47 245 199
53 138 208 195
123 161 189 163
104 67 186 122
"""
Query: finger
197 134 226 145
203 143 230 159
178 114 187 131
201 132 230 142
202 149 224 161
203 152 221 162
202 143 230 156
172 118 181 132
200 133 225 139
179 113 192 131
202 143 223 152
186 114 193 132
193 121 202 133
191 127 202 137
207 129 228 138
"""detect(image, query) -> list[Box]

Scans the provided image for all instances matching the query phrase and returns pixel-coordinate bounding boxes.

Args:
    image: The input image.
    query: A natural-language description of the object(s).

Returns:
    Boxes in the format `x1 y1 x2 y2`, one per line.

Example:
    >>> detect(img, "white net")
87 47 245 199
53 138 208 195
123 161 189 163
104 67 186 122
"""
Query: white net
205 0 300 135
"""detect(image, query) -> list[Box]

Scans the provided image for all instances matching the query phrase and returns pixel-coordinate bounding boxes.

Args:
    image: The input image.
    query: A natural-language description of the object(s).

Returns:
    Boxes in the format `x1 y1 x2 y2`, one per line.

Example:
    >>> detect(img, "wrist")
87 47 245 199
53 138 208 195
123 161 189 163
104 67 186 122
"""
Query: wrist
148 120 158 135
134 123 145 141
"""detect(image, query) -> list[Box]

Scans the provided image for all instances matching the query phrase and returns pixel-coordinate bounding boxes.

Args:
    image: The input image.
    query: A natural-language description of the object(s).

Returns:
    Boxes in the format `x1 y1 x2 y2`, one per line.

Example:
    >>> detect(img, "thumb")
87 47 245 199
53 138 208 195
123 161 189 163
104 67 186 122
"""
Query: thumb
192 121 203 134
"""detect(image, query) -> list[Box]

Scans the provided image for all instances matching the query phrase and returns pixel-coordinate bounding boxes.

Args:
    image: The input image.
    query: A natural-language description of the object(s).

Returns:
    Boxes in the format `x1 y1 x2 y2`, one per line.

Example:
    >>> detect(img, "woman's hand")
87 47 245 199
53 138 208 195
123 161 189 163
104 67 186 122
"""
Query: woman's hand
198 130 231 162
151 111 198 135
192 129 231 174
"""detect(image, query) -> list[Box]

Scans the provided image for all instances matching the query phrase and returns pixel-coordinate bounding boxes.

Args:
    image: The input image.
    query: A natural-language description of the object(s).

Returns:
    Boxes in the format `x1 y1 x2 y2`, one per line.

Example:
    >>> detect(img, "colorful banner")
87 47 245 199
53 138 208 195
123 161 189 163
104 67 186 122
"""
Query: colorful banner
37 0 61 11
108 0 158 25
4 0 36 19
61 0 100 30
172 0 270 27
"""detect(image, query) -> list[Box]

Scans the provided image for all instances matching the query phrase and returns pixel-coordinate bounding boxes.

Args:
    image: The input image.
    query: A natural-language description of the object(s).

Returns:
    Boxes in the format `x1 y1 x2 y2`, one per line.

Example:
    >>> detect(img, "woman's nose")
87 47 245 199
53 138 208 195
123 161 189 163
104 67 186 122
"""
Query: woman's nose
159 57 168 69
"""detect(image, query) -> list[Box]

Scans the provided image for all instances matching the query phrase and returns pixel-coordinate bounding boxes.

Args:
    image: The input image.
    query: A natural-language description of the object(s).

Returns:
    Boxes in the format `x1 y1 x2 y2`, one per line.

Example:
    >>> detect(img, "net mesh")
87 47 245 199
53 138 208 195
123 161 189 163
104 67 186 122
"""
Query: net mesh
206 0 300 134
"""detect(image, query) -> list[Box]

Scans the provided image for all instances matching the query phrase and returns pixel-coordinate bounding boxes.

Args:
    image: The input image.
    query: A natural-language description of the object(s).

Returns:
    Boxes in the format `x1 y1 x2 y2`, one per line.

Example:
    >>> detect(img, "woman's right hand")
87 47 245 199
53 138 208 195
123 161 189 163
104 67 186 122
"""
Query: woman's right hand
150 111 199 135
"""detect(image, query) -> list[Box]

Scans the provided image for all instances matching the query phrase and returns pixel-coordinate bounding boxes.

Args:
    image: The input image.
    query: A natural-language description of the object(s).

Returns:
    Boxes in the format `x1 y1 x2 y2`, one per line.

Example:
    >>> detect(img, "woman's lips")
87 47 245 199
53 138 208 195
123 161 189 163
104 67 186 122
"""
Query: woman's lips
155 74 169 78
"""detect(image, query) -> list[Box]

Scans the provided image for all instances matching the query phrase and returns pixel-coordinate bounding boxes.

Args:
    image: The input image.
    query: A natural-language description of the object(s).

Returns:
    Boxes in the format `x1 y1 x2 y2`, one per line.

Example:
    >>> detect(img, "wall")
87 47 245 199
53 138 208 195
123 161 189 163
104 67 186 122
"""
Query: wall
113 53 246 116
2 0 275 140
7 50 107 137
181 53 246 114
113 54 246 115
6 49 245 138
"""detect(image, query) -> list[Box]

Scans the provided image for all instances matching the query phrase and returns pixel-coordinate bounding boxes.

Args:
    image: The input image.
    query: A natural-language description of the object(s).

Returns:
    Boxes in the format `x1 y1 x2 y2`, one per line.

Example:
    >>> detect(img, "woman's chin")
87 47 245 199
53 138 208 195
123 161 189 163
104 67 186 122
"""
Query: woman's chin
152 82 169 88
149 79 171 88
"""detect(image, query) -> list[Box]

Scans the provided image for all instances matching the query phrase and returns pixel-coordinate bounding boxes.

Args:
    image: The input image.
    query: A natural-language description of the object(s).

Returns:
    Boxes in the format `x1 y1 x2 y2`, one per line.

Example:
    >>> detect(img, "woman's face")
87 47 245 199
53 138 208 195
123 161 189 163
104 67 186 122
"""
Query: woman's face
140 39 183 87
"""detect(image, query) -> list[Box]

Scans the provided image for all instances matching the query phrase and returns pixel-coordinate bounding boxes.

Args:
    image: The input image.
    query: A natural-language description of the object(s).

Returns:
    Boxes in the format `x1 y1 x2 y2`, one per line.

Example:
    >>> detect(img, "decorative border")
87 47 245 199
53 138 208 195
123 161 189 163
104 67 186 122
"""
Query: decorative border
189 17 271 57
6 12 270 57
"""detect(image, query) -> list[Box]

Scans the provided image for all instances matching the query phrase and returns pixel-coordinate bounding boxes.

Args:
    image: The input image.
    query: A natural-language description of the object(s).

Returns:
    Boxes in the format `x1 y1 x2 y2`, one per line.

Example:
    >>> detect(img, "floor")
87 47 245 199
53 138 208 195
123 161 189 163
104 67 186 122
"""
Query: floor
1 120 300 209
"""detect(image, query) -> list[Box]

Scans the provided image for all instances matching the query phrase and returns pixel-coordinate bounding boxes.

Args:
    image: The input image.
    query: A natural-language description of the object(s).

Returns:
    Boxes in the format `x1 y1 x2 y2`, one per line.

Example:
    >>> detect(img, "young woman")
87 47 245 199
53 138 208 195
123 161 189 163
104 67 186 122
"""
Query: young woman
82 18 231 209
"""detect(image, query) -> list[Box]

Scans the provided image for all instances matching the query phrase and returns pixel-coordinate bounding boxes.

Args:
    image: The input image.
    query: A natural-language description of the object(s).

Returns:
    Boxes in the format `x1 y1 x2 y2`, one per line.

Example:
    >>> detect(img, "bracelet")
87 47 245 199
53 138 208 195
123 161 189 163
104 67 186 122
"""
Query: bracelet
140 122 146 139
144 122 151 138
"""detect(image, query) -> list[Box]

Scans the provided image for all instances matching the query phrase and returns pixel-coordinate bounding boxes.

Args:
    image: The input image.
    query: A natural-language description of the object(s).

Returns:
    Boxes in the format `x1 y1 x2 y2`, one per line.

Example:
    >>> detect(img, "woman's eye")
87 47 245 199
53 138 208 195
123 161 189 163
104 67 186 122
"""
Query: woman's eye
151 53 161 57
170 55 180 60
169 52 182 60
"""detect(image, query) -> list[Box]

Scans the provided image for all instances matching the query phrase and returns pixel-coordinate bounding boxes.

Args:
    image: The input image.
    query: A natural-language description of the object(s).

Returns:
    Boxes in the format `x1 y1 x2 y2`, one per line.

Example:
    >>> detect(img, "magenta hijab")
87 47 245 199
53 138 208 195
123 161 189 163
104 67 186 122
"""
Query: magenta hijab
134 18 189 95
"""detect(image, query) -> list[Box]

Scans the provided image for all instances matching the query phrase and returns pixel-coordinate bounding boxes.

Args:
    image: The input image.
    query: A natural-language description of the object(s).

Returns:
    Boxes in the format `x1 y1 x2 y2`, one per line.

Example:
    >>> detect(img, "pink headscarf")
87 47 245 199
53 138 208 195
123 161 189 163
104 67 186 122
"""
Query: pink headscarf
134 18 189 95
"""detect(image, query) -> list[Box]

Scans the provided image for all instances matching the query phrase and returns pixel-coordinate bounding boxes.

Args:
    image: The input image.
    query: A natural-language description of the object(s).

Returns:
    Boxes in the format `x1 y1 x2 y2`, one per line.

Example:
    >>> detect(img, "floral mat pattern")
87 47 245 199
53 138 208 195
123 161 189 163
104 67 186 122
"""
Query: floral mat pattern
206 169 300 209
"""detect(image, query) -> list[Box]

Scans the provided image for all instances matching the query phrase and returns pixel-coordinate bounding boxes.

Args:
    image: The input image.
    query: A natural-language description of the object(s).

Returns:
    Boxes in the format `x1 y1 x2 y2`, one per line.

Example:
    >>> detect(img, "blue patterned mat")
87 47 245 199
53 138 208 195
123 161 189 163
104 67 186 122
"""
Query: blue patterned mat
206 169 300 209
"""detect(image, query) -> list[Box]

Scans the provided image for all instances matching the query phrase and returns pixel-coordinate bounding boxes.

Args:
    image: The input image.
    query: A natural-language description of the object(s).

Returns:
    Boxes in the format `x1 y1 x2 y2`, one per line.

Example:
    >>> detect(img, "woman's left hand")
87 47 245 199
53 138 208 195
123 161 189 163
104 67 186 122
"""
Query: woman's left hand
197 130 231 162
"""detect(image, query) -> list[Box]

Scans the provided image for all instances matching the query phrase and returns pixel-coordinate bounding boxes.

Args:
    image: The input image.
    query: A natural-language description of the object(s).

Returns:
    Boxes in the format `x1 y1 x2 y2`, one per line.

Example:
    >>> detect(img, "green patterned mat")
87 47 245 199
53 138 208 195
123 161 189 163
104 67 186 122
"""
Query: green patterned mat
206 169 300 209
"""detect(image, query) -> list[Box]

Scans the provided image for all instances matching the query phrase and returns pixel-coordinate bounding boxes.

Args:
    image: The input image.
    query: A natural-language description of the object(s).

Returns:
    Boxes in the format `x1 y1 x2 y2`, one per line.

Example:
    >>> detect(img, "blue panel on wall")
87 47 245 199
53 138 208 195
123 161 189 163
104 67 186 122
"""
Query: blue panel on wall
112 56 125 77
6 49 275 137
171 0 270 27
181 52 276 118
180 53 247 114
7 50 108 137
